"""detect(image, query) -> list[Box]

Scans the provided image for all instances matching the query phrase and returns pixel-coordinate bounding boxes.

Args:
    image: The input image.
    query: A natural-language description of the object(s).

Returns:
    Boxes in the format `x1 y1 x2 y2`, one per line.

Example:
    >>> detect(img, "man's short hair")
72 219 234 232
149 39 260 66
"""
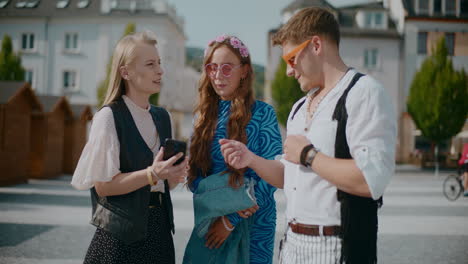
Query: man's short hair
272 7 340 47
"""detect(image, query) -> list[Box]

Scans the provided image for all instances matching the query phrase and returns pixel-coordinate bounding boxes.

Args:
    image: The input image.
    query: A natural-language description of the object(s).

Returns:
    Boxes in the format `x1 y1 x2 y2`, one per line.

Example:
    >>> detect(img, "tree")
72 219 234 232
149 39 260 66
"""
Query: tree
271 59 304 126
0 35 25 81
407 36 468 175
97 23 141 106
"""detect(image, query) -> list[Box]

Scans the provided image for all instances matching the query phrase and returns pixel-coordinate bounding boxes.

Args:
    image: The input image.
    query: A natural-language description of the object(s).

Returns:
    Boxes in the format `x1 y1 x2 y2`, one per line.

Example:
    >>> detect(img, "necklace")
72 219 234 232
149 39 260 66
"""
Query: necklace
304 90 328 132
303 68 351 132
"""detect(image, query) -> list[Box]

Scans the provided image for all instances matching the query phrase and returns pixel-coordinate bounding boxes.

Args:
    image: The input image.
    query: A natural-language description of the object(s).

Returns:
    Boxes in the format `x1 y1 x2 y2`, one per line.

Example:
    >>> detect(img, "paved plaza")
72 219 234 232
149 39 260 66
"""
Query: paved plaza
1 166 467 264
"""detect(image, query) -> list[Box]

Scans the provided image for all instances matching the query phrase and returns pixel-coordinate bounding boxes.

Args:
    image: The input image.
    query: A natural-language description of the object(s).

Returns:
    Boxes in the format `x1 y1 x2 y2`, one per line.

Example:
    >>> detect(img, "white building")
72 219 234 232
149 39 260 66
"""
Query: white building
0 0 186 107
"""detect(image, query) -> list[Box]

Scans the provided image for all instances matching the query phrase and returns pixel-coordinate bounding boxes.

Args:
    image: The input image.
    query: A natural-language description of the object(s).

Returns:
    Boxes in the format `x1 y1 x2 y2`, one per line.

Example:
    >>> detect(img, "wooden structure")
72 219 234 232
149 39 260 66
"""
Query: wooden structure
0 82 43 186
30 96 72 179
63 104 93 174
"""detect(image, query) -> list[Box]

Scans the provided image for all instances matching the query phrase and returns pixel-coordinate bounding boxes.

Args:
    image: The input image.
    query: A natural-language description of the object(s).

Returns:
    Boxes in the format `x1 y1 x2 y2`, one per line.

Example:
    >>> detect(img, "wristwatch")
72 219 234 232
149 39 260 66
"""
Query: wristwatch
300 144 319 168
304 146 319 168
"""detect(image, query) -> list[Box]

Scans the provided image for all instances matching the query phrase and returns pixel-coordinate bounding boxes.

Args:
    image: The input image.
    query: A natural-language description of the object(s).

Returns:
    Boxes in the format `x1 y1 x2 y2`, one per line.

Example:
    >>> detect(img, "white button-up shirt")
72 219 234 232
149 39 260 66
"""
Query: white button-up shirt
281 69 397 226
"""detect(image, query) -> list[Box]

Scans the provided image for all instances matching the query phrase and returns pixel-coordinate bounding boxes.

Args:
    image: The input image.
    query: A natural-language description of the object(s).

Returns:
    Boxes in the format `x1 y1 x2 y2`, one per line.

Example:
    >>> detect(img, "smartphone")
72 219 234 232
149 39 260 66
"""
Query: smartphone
162 138 187 165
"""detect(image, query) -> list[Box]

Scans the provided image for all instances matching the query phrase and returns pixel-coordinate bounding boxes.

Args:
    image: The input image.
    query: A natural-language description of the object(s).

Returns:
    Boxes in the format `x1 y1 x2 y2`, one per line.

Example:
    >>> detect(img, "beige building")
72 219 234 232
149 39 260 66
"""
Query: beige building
388 0 468 165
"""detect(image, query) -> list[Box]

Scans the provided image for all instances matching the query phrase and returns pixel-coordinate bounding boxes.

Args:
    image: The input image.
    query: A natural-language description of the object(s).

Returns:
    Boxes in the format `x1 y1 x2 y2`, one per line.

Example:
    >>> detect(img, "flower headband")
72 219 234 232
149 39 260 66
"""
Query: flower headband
204 34 250 58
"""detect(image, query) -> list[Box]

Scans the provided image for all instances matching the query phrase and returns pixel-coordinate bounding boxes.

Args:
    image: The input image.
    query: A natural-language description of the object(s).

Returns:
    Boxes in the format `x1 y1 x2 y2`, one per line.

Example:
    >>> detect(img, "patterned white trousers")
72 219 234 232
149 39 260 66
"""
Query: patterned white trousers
279 228 342 264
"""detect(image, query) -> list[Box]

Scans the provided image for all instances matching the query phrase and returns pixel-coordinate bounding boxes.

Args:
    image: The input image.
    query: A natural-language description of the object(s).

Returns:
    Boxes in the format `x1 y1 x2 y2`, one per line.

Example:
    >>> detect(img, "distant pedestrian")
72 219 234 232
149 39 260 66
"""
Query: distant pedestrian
71 31 187 264
458 143 468 197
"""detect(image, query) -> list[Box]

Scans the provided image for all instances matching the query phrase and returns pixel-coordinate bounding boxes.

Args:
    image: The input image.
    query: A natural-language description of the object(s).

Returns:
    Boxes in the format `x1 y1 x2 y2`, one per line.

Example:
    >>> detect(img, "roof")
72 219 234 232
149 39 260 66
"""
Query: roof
282 0 336 14
402 0 468 20
0 0 184 22
0 0 101 17
37 95 72 117
341 27 400 39
70 104 93 121
340 1 386 10
338 1 399 36
0 0 186 37
278 1 399 37
0 81 43 110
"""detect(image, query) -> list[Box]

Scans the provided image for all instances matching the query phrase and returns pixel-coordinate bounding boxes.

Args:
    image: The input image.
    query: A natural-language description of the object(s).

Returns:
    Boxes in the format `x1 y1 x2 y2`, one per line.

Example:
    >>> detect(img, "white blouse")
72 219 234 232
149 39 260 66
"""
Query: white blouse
281 69 397 226
71 95 166 193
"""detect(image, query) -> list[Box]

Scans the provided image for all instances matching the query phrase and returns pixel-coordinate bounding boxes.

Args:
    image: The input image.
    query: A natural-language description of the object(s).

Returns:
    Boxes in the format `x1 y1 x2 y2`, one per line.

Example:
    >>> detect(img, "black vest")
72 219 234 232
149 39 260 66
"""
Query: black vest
333 73 382 264
90 98 174 244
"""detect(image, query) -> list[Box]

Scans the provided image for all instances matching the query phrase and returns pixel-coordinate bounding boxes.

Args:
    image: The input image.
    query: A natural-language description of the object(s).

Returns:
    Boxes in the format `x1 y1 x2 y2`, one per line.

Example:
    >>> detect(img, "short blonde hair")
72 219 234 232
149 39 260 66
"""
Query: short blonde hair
272 7 340 47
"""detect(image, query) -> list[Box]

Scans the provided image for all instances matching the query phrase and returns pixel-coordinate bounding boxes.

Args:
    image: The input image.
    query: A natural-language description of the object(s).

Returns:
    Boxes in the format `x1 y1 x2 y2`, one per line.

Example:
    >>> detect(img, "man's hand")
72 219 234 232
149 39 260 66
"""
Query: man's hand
284 135 311 164
205 216 233 249
219 139 254 169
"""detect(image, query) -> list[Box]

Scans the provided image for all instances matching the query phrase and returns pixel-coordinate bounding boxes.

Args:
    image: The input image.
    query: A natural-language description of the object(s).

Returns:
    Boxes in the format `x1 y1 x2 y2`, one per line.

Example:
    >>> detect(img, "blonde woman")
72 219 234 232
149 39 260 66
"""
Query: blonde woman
71 31 187 264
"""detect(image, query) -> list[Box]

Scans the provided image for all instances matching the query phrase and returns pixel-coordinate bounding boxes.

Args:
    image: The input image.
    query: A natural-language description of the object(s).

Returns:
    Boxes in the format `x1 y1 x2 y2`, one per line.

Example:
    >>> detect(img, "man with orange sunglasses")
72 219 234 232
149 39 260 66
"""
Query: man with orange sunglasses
219 7 397 264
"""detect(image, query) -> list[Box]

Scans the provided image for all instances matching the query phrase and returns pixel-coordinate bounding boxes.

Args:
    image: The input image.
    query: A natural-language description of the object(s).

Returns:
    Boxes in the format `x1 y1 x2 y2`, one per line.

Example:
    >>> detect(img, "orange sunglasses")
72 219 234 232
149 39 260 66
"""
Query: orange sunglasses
282 39 311 67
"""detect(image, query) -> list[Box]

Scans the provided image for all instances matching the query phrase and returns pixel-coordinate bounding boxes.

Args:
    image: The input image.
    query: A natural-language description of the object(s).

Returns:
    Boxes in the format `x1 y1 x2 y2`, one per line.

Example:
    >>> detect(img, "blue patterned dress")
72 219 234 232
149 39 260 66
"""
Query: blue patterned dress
191 99 283 264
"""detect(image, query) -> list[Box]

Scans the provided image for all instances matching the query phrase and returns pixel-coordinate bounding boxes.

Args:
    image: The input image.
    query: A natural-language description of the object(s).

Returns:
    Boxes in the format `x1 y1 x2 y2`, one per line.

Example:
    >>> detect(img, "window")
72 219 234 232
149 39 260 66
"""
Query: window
364 49 379 69
63 70 78 91
417 0 430 14
24 70 34 88
77 0 89 8
25 0 39 8
434 0 442 13
417 32 428 55
64 33 78 51
461 0 468 13
445 33 455 56
445 0 457 15
56 0 69 8
0 0 10 8
364 12 384 29
21 33 35 51
15 1 26 8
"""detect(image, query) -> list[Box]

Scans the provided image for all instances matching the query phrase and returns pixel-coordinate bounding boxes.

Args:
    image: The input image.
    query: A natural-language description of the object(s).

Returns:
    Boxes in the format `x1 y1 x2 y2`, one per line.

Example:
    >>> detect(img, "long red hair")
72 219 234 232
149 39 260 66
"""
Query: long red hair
188 36 255 189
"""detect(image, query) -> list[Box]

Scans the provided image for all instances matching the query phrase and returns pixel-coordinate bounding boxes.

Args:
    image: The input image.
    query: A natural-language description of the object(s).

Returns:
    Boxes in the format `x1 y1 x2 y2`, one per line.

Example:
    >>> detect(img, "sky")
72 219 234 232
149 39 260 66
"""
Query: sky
167 0 374 66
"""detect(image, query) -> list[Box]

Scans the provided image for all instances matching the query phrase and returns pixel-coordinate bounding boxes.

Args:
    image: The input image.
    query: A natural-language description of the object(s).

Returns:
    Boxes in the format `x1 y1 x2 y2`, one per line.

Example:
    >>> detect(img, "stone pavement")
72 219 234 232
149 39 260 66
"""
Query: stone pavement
1 166 467 264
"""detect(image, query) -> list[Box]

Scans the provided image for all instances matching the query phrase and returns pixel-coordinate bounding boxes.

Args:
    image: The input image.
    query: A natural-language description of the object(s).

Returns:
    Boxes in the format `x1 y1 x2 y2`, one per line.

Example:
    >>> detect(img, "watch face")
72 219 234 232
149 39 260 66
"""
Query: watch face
306 148 317 166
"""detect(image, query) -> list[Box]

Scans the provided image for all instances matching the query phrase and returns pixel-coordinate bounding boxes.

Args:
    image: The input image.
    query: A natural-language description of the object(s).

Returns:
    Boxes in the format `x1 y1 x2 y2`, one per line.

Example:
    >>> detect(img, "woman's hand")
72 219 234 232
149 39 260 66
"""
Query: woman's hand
219 139 254 169
151 147 187 182
237 204 259 218
205 216 233 249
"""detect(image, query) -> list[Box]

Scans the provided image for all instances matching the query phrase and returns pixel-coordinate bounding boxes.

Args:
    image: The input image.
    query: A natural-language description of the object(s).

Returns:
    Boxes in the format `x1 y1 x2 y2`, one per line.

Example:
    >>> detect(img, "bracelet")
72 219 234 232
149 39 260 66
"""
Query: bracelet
300 144 315 167
221 216 234 231
150 168 160 183
146 166 156 186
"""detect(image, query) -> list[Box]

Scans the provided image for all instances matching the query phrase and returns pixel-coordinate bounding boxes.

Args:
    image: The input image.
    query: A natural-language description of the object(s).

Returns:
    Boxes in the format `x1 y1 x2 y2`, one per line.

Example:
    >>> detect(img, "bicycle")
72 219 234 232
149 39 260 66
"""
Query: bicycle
443 169 464 201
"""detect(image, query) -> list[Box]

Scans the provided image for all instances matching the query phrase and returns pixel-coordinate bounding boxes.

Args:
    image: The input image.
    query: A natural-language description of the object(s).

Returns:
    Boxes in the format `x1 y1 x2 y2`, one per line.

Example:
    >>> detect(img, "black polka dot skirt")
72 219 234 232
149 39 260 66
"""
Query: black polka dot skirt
83 202 175 264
